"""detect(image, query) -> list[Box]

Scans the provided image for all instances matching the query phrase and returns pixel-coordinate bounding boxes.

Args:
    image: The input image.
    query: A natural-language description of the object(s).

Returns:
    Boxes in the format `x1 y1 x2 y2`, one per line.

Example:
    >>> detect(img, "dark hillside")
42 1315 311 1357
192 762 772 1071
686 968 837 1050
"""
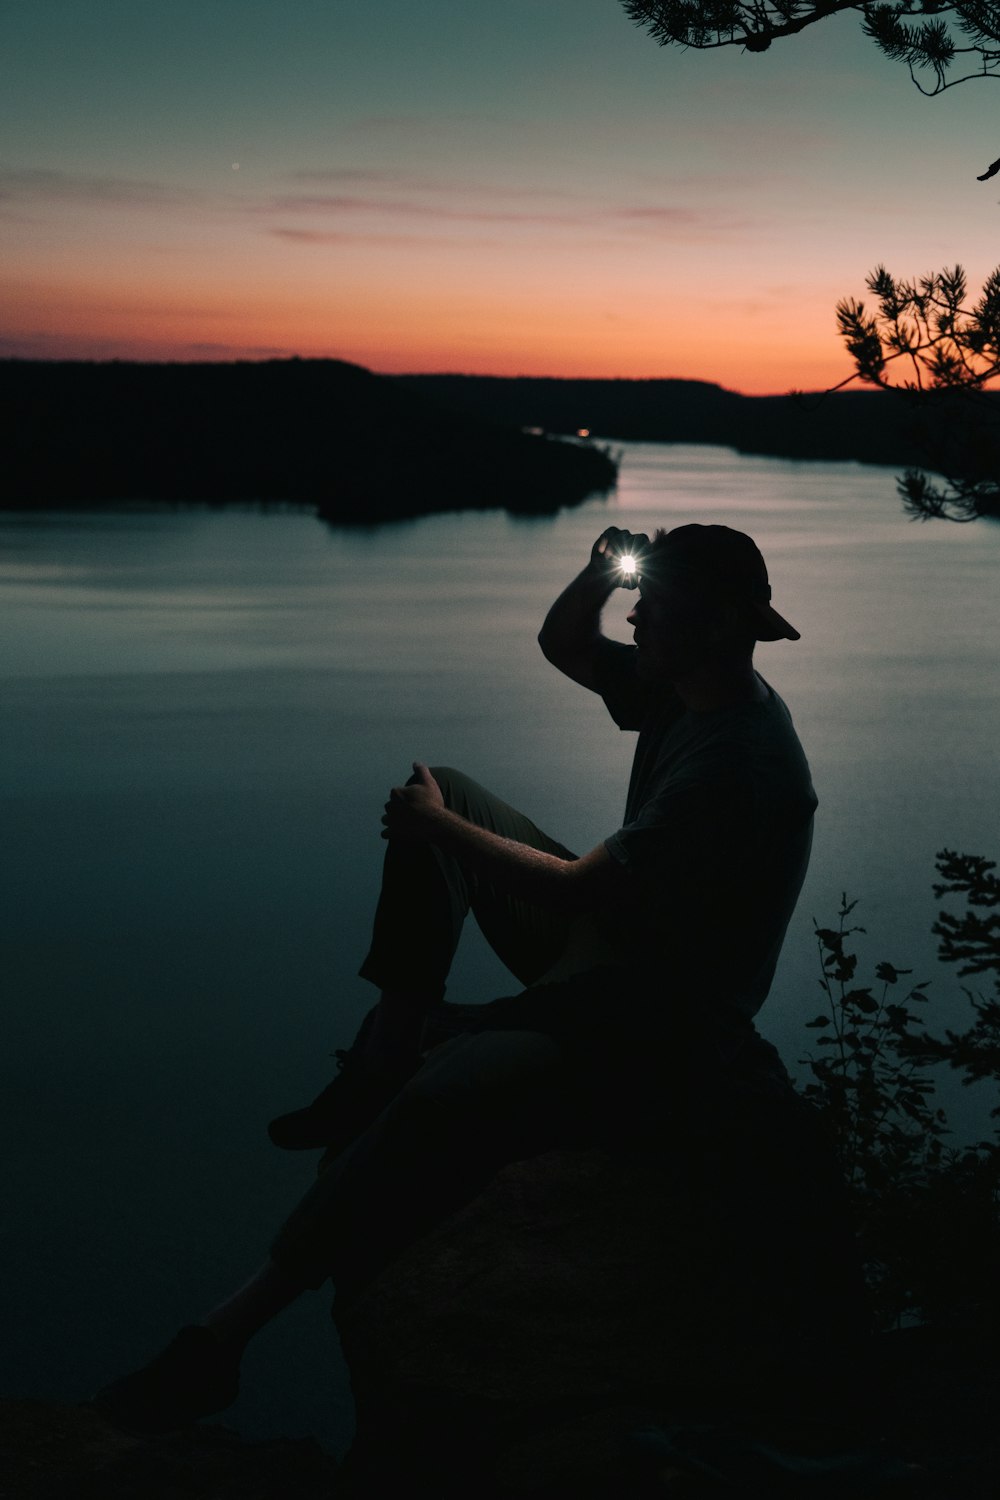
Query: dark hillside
0 359 617 522
397 374 744 447
399 373 997 471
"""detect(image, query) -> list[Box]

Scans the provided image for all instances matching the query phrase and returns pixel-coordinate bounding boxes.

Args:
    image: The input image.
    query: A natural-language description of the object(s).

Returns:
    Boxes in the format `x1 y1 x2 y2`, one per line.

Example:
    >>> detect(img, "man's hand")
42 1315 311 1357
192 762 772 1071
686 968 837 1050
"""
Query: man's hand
538 527 651 692
379 762 634 911
381 762 445 841
590 526 650 590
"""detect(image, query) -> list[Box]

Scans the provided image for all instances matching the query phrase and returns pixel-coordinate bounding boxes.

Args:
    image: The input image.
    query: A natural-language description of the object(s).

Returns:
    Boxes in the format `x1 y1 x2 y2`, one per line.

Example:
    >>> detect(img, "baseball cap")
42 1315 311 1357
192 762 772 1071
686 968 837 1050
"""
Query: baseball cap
648 523 800 642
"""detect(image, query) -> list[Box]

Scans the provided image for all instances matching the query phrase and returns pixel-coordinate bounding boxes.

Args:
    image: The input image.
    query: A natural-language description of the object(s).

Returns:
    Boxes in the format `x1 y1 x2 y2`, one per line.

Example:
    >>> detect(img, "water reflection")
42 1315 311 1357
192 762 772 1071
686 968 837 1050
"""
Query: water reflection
1 445 999 1450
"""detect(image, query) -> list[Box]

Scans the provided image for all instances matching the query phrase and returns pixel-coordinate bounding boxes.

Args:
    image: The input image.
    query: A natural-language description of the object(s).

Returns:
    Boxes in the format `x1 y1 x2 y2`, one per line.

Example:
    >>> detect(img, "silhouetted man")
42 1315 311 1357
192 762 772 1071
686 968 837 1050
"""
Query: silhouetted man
97 522 823 1431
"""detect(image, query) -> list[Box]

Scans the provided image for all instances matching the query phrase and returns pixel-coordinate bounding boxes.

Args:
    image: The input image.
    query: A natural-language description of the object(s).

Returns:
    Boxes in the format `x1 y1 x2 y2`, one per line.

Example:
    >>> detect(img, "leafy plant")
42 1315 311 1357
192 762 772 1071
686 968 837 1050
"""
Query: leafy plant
924 849 1000 1088
800 850 1000 1328
801 898 946 1187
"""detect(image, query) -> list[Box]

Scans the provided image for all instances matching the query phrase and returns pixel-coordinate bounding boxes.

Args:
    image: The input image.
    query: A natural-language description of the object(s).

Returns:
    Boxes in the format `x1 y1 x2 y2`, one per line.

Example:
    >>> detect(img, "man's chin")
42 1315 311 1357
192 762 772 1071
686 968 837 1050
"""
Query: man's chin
635 651 675 684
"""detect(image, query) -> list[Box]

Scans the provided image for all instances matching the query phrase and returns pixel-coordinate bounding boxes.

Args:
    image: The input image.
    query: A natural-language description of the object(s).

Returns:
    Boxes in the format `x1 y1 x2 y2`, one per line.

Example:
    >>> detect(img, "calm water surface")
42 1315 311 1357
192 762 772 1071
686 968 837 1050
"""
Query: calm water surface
2 444 999 1451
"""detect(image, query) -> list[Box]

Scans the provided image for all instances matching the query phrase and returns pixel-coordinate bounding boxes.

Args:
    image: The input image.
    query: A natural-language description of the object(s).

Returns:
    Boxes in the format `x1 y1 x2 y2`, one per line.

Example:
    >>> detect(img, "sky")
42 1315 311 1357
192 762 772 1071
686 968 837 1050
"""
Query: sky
3 0 1000 393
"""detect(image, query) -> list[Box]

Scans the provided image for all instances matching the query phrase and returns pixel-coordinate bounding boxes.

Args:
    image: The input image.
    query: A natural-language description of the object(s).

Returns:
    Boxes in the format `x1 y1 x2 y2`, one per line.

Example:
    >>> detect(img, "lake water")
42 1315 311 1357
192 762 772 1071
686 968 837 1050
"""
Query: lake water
2 442 999 1454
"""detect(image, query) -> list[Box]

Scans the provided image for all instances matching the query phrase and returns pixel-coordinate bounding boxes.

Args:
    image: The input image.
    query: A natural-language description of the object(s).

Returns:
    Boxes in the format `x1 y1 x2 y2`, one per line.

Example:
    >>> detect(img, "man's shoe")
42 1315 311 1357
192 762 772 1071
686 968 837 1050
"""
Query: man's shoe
268 1009 418 1152
91 1326 240 1435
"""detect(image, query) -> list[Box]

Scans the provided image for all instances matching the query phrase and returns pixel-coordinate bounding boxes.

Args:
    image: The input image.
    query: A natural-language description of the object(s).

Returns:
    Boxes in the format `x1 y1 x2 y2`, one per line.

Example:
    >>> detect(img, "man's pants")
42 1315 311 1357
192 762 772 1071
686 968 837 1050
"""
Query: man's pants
271 767 600 1290
270 1027 588 1291
357 764 603 996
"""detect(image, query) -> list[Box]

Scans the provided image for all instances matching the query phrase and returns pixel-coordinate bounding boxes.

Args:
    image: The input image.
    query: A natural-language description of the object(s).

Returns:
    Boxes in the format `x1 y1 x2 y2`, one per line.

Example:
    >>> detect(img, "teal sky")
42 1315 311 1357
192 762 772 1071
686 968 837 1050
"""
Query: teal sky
3 0 999 389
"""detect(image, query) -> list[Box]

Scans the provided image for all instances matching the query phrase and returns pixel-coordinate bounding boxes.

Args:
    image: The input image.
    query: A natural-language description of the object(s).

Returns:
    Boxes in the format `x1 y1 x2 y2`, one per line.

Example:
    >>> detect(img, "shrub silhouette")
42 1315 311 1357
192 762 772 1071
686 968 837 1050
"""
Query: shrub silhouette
801 850 1000 1329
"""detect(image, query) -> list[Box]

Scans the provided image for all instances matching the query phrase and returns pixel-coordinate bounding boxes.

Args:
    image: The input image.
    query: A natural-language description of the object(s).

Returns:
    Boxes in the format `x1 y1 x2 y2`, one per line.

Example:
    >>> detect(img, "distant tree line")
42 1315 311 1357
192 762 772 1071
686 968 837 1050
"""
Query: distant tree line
402 373 1000 513
0 358 617 522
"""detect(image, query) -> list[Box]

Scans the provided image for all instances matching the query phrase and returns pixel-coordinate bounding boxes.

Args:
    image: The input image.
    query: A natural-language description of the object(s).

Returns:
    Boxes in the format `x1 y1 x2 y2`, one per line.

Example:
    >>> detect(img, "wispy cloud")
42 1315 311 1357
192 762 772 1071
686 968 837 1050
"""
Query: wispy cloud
0 329 299 361
284 168 406 184
271 227 500 249
282 167 581 203
0 162 753 246
182 341 294 357
270 160 755 239
342 113 493 136
617 206 703 224
0 167 200 210
269 182 747 239
269 191 585 226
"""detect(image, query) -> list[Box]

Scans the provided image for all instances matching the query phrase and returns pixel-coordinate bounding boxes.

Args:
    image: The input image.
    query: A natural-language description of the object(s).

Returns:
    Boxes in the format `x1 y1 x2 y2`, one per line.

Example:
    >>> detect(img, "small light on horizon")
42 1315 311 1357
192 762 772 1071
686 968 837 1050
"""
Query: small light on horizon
576 427 590 438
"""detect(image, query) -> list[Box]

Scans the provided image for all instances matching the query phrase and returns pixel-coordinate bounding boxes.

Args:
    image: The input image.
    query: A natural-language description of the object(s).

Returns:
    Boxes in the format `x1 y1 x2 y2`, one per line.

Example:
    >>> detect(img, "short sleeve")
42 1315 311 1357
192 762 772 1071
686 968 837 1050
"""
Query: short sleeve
592 641 655 731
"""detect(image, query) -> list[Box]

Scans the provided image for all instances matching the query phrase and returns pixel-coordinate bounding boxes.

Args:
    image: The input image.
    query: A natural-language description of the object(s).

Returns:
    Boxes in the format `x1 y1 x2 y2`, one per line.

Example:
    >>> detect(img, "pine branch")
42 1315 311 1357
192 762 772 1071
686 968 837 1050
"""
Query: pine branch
622 0 1000 95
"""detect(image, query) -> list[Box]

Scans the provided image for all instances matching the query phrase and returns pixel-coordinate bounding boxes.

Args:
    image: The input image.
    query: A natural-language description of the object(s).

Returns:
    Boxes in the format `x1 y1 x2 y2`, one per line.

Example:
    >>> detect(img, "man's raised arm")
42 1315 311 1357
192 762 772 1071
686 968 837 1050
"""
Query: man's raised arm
537 527 648 692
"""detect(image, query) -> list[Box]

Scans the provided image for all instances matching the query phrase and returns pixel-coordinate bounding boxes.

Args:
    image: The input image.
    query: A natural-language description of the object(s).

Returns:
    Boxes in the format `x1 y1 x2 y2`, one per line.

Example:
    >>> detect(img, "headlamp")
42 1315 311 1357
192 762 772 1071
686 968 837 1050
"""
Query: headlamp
617 553 640 589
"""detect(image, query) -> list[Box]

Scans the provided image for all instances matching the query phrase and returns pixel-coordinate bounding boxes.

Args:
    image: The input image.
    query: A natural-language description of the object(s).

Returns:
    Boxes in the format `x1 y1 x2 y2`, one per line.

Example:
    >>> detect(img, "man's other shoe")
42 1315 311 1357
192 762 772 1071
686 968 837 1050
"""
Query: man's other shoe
267 1022 418 1153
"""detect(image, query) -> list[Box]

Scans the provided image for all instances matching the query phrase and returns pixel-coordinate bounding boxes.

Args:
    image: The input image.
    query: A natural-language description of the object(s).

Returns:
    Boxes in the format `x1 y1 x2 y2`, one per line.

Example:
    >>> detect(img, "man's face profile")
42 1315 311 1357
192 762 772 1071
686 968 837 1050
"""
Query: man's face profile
628 578 696 681
627 567 740 682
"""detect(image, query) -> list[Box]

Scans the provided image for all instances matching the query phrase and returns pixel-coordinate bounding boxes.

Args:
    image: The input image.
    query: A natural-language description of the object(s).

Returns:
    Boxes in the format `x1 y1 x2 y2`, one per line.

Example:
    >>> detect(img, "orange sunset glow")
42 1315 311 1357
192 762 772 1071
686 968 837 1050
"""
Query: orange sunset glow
3 2 999 391
4 271 854 392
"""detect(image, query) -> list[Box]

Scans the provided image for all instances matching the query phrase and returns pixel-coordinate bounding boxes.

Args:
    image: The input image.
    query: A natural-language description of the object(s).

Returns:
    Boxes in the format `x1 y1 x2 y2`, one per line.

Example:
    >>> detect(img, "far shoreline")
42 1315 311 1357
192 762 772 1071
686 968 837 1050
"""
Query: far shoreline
4 357 998 520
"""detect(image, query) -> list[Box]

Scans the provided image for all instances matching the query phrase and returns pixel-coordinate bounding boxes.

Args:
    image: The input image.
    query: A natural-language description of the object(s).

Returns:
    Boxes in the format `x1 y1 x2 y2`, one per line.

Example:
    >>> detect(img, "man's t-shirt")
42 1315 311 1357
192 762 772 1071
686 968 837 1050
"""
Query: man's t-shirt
596 642 817 1022
476 642 815 1085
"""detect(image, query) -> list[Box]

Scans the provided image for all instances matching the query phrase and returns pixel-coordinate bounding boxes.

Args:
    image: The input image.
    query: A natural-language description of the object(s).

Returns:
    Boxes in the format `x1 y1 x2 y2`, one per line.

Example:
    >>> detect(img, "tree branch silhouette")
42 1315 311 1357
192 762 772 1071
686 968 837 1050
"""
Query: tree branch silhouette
622 0 1000 170
836 263 1000 519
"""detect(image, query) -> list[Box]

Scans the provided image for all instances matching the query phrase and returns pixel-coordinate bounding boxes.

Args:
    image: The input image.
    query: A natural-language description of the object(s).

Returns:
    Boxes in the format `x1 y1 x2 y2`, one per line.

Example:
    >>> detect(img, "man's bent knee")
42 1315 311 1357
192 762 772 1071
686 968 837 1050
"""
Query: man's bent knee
423 765 467 799
409 765 484 816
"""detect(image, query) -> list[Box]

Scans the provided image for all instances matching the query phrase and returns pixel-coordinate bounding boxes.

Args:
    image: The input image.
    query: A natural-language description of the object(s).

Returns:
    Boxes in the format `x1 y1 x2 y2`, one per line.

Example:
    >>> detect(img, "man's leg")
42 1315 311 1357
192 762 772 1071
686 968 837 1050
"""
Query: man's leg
271 1028 583 1293
97 1029 582 1431
359 764 579 1003
269 767 579 1150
